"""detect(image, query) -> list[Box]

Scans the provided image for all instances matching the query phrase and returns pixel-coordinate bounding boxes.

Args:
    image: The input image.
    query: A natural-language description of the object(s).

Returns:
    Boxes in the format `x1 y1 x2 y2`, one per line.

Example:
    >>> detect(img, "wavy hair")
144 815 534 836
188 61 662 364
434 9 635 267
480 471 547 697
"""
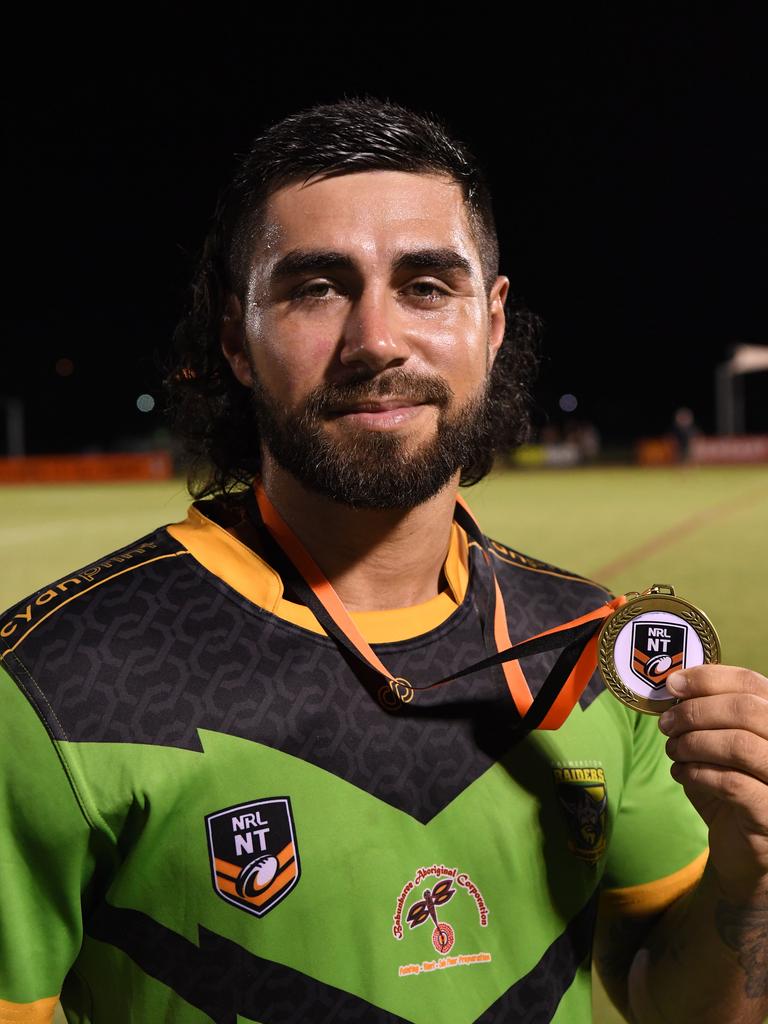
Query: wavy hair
165 97 540 501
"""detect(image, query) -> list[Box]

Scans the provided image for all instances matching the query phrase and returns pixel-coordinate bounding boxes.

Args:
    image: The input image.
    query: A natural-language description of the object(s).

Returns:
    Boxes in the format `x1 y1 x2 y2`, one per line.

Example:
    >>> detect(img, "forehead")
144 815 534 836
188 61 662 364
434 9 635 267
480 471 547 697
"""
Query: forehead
257 170 479 268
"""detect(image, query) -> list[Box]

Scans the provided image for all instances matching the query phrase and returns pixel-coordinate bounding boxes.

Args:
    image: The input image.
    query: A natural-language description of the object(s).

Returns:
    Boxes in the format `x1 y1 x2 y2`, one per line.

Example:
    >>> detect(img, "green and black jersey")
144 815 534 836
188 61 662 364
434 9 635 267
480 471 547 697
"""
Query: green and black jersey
0 497 708 1024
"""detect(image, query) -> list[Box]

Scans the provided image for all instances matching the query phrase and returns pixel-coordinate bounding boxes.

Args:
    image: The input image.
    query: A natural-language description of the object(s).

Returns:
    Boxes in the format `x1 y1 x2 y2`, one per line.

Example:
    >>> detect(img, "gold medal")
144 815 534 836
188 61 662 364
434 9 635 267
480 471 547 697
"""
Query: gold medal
597 584 721 715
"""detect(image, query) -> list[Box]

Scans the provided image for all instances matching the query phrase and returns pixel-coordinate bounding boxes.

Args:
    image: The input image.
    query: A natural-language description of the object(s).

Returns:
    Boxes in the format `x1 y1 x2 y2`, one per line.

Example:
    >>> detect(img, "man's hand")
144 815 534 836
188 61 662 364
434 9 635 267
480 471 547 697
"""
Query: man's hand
616 664 768 1023
660 665 768 899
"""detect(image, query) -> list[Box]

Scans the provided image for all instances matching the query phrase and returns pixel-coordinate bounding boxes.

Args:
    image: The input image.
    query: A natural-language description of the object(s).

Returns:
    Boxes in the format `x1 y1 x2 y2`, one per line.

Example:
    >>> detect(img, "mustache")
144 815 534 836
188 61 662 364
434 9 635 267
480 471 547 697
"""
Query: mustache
302 369 454 417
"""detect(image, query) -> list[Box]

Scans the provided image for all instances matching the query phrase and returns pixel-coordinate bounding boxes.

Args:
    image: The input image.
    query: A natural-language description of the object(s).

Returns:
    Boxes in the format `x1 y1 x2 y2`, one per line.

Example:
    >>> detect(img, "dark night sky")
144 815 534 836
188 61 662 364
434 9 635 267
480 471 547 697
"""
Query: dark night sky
5 10 767 455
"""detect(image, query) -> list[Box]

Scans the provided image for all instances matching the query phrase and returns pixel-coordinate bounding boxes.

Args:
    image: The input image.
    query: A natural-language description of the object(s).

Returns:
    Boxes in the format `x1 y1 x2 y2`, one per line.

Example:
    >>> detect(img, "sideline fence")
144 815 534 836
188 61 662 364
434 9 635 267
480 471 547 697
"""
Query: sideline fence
0 451 172 483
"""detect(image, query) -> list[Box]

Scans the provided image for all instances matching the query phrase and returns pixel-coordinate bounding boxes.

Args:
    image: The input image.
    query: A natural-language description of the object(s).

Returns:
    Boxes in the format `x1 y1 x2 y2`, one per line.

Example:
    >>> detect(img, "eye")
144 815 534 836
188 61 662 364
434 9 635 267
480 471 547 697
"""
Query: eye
291 280 341 302
405 280 450 303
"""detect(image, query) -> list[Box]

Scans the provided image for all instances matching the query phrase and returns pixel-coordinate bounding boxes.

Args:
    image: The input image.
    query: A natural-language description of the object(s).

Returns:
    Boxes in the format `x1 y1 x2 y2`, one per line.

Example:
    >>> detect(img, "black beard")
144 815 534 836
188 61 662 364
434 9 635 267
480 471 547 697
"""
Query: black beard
249 368 493 510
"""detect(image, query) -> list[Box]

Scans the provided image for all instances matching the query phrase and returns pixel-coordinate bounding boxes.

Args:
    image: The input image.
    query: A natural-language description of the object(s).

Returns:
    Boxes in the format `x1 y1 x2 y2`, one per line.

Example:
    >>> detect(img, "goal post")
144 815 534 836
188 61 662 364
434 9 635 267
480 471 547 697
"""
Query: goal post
715 344 768 435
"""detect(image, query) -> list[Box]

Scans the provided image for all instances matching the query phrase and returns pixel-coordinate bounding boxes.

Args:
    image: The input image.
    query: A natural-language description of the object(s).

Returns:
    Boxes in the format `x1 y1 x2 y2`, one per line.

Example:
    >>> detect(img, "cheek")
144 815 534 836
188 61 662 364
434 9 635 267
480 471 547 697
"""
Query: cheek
246 316 339 404
419 306 488 389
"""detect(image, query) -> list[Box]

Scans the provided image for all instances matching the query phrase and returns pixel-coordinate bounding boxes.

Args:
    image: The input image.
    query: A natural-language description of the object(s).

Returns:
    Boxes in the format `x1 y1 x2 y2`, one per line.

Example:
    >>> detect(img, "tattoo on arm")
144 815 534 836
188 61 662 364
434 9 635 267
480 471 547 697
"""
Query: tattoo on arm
715 900 768 999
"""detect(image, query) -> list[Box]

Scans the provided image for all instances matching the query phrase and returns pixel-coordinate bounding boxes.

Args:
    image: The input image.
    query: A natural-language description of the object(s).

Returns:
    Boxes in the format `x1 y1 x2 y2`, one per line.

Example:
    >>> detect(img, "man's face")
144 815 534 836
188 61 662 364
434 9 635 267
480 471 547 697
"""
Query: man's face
222 170 508 509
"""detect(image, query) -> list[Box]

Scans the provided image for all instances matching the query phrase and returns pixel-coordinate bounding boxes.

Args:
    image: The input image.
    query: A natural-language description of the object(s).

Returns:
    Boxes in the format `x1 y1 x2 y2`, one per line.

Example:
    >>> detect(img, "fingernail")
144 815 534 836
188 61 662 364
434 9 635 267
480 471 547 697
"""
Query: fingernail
666 672 688 695
658 711 673 733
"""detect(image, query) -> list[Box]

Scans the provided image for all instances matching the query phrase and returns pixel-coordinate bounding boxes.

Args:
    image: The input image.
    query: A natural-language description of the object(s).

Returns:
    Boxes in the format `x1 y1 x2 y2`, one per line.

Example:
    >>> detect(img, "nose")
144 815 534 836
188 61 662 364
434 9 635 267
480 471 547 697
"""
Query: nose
338 287 411 373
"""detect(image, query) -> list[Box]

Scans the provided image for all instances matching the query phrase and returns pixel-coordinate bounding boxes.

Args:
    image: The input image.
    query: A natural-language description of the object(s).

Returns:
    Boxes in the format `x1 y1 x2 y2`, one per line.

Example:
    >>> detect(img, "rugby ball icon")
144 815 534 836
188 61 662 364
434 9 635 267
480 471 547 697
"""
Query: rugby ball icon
646 654 672 677
236 855 279 897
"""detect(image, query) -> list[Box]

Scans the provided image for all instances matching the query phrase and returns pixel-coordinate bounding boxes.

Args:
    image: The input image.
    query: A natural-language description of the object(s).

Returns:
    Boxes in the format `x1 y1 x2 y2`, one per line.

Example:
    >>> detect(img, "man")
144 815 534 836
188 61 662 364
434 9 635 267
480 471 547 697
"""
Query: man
0 99 766 1024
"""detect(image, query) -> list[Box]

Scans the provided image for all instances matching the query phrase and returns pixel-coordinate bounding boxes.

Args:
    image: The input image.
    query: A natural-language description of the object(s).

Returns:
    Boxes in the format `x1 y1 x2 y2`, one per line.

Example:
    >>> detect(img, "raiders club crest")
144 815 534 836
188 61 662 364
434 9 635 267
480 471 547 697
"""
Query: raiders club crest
205 798 300 917
553 765 608 863
598 584 720 715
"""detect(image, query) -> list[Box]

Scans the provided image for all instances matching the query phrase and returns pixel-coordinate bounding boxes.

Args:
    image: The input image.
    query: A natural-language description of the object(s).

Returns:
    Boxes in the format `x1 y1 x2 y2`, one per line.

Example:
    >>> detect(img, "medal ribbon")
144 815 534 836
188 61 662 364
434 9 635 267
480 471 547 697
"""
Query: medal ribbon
247 483 625 731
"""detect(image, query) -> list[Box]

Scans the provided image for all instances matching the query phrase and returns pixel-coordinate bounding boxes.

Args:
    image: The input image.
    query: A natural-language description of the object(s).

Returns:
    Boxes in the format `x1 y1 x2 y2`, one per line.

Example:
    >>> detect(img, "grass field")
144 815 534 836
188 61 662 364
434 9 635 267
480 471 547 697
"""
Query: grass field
2 464 766 1024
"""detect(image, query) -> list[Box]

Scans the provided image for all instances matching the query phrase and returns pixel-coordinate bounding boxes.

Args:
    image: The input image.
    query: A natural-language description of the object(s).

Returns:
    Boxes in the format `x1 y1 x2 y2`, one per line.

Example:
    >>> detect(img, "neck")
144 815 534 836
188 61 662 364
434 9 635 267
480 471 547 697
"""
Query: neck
258 461 460 611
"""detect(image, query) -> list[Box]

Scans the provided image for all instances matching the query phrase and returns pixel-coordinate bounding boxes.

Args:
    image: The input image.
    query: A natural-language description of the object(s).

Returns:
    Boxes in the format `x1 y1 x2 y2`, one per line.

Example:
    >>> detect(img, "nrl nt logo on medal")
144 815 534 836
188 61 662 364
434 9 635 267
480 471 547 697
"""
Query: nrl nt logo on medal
631 621 687 688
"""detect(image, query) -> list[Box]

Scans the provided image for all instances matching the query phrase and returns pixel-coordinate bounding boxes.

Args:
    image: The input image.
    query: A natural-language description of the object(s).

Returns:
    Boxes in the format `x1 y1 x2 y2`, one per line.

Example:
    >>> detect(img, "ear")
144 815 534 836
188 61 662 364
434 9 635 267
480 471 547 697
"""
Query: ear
220 294 253 387
487 276 510 367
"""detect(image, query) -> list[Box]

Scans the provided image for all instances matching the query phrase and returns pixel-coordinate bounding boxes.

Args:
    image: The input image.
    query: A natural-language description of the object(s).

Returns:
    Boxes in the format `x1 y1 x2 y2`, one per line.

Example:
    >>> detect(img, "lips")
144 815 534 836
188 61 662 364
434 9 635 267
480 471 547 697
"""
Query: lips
304 369 453 423
328 397 426 416
322 398 432 432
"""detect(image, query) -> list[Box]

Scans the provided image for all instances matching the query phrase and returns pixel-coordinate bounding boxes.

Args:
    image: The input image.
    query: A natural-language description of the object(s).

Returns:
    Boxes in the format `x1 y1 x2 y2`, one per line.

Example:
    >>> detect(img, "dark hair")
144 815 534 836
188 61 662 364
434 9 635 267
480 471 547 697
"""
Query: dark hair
165 96 540 500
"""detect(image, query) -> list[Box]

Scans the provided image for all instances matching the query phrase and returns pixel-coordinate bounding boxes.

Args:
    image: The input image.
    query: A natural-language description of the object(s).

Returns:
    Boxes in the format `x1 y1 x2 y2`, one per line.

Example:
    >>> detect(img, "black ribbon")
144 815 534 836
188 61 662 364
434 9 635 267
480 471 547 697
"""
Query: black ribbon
244 489 603 727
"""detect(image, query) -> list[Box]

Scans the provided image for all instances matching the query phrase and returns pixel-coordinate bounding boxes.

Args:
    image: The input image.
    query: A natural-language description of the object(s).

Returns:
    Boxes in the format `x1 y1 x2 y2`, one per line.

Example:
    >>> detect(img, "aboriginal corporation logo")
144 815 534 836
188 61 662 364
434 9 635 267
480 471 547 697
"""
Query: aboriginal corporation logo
631 621 687 688
553 765 608 863
205 798 300 917
392 864 491 978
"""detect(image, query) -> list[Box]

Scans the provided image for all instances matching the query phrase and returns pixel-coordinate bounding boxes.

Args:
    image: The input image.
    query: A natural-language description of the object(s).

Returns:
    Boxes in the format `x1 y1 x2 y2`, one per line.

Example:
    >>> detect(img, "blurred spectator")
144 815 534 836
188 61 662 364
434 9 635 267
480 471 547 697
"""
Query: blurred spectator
565 420 602 463
671 407 698 463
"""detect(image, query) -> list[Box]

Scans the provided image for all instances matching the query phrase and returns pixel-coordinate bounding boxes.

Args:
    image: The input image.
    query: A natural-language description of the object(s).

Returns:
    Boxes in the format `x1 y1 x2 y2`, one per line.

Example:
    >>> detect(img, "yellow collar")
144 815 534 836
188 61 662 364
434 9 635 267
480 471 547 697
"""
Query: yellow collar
166 503 470 643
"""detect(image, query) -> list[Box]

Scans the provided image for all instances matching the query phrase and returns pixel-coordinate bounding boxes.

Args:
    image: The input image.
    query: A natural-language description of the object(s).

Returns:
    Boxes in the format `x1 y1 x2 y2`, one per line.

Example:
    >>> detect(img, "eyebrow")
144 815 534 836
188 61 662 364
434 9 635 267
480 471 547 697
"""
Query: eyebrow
392 247 474 277
270 249 355 282
269 247 474 283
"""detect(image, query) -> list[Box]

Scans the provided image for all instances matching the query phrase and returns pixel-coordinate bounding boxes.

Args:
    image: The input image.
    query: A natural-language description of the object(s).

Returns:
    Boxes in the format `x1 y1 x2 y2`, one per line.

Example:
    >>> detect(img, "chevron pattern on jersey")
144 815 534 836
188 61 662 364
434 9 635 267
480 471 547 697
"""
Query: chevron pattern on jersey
1 525 612 823
87 892 596 1024
475 893 596 1021
88 904 410 1024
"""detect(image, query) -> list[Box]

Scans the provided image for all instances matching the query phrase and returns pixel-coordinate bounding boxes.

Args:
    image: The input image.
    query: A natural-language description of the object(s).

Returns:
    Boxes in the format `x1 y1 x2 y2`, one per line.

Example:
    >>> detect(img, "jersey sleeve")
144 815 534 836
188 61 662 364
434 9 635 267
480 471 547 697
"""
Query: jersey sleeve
601 708 709 915
0 664 96 1017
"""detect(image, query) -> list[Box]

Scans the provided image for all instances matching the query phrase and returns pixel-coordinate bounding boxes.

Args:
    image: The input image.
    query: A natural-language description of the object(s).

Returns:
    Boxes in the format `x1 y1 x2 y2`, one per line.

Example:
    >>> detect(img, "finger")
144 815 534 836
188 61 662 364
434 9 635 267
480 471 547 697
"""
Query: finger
670 762 768 835
659 692 768 741
666 729 768 785
666 665 768 700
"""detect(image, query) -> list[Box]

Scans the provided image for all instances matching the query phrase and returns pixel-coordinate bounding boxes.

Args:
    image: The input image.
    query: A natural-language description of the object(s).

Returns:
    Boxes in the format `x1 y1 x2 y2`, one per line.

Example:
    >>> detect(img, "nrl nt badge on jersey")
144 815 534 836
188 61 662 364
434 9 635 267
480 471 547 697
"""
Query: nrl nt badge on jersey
597 584 720 715
205 797 300 918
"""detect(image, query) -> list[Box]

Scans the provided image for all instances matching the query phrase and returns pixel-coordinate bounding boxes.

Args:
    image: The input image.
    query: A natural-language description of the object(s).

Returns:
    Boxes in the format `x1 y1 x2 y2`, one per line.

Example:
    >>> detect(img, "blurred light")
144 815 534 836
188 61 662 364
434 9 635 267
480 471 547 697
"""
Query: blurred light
136 393 155 413
55 357 74 377
559 393 578 413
